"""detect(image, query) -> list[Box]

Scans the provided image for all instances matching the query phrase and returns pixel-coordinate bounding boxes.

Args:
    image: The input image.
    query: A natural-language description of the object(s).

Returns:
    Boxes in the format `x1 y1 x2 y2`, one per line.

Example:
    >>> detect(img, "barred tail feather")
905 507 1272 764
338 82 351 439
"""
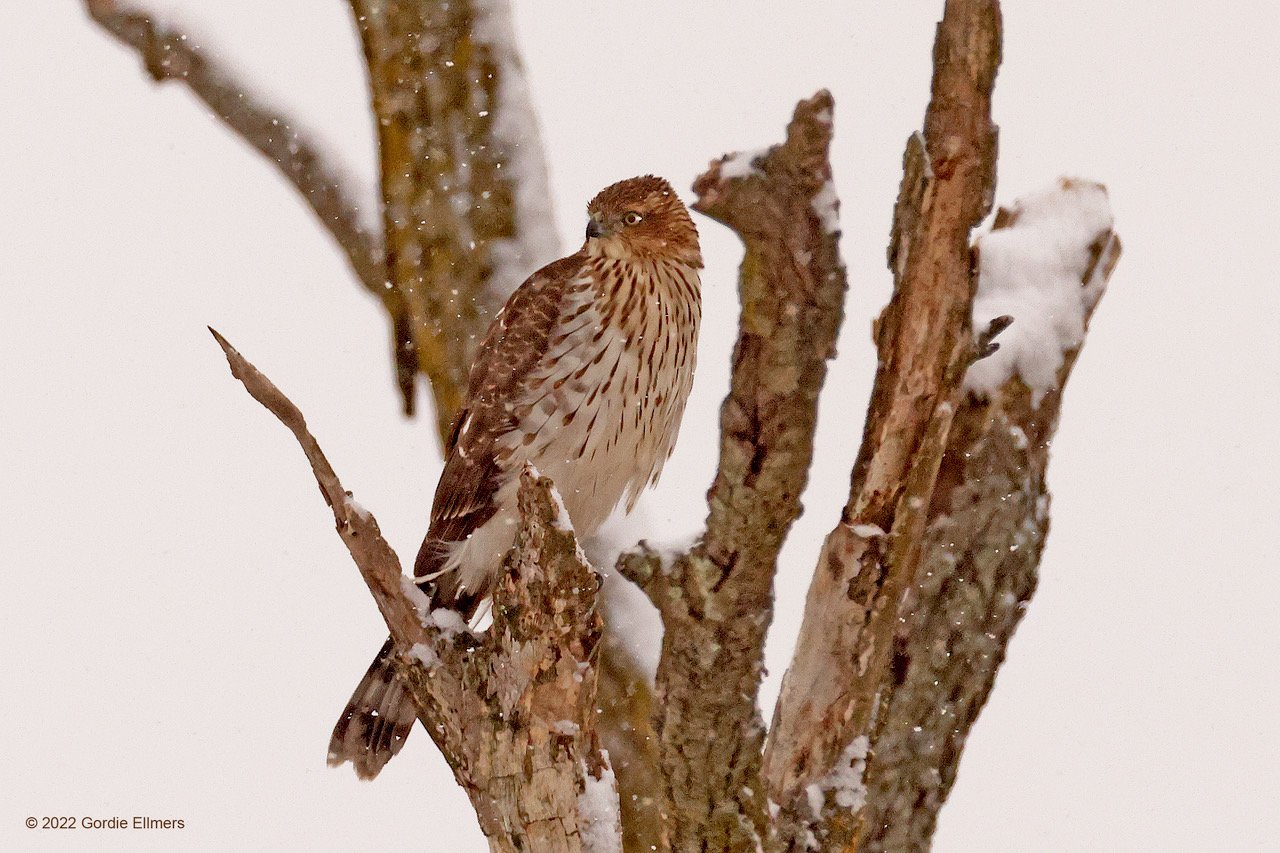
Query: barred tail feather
327 639 418 780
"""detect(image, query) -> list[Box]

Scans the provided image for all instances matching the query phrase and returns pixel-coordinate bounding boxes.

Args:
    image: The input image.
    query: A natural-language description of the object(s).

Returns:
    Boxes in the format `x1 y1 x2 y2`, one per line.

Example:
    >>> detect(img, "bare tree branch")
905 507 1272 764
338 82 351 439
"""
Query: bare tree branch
85 0 386 300
212 326 621 851
613 90 848 851
349 0 559 429
763 2 1003 849
862 188 1121 852
209 326 424 645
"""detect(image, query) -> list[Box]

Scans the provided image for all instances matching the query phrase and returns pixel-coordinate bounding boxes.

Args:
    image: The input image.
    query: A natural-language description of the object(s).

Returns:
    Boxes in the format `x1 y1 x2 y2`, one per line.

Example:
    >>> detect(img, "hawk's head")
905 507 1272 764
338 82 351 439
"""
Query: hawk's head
584 175 702 267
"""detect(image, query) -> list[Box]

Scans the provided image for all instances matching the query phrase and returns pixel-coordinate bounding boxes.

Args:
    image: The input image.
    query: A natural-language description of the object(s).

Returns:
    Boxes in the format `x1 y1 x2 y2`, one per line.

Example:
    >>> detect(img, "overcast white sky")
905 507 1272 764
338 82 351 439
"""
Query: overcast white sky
3 1 1278 850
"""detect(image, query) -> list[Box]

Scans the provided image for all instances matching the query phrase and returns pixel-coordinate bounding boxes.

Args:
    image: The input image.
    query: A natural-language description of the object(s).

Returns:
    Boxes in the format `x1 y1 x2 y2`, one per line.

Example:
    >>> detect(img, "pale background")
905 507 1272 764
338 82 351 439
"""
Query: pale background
3 2 1278 850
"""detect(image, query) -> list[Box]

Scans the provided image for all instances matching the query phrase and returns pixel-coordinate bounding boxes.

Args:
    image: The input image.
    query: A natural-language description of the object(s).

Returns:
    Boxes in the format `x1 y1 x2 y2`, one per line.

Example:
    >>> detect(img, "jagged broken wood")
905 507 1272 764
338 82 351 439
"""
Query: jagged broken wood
764 2 1003 849
210 328 621 853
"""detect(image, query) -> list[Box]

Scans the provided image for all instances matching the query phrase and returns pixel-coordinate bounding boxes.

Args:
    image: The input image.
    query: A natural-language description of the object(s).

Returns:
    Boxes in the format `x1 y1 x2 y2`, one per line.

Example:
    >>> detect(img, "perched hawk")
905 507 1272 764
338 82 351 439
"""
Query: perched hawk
329 175 703 778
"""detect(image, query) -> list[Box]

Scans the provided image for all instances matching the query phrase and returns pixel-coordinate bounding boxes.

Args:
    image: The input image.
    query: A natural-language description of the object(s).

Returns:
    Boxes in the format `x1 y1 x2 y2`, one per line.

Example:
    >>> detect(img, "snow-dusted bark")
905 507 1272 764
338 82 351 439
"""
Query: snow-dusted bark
861 181 1121 853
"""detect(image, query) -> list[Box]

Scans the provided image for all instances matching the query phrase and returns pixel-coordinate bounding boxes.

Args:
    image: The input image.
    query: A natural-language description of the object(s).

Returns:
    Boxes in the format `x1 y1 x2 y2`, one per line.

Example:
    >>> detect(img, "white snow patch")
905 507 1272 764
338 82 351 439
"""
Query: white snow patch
851 523 885 539
811 180 840 234
407 642 438 668
805 781 825 820
400 576 433 620
342 493 371 521
577 757 623 853
965 178 1115 405
471 0 562 299
720 147 769 180
552 719 581 736
428 607 471 638
546 481 575 532
582 500 697 685
806 736 870 818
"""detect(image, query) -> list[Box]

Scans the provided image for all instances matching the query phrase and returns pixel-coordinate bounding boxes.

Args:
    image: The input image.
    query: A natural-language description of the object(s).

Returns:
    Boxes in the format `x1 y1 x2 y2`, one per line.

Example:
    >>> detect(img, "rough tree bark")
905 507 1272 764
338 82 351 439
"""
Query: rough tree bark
91 0 1127 850
764 2 1002 849
619 90 849 851
213 328 619 853
350 0 558 428
860 189 1122 852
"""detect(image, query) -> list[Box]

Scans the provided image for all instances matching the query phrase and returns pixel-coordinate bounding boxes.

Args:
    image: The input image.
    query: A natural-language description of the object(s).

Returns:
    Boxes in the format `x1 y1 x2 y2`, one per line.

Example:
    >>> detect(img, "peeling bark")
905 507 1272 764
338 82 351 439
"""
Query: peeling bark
860 210 1122 853
764 3 1003 849
212 329 618 853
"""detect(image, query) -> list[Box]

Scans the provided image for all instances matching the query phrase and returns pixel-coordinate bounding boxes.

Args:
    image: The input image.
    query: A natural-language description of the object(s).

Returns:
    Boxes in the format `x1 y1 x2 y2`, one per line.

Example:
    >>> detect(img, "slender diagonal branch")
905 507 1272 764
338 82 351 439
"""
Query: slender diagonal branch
209 327 424 646
86 0 386 299
764 2 1003 849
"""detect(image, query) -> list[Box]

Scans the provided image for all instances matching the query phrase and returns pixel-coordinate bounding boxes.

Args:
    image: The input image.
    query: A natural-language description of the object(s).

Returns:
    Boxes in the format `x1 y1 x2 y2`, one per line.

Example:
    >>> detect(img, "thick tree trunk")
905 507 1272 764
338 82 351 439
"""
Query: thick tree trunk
764 2 1002 849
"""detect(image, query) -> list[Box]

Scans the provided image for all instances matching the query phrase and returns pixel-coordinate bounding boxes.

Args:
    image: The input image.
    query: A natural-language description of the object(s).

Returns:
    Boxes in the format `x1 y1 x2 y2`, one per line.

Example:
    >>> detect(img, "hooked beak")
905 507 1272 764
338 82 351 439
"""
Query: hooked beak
585 218 604 239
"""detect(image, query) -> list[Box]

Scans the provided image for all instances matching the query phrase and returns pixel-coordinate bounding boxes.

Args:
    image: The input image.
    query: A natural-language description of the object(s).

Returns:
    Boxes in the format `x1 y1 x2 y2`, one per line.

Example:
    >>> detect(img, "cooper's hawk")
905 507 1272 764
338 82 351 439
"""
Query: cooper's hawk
328 175 703 778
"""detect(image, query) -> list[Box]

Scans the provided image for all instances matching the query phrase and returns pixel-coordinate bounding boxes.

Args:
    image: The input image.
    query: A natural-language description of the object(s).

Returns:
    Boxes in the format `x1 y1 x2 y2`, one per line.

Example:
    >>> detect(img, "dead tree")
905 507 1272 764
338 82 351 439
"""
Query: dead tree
89 0 1121 849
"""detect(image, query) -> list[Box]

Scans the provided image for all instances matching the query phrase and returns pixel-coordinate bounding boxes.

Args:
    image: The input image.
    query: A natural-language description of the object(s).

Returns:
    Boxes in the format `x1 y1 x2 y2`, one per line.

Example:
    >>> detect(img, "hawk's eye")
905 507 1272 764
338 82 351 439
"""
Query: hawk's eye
622 211 643 226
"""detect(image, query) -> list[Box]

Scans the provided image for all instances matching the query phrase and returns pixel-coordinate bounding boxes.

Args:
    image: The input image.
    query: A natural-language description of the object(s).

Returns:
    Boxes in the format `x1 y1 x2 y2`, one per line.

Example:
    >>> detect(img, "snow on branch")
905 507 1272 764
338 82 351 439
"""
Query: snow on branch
211 329 619 853
763 2 1003 849
966 178 1118 403
860 182 1121 852
85 0 386 299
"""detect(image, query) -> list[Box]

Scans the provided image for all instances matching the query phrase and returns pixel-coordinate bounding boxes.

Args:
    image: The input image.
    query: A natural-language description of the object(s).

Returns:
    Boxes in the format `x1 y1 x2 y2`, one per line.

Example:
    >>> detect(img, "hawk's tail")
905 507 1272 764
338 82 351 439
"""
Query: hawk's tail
326 639 418 780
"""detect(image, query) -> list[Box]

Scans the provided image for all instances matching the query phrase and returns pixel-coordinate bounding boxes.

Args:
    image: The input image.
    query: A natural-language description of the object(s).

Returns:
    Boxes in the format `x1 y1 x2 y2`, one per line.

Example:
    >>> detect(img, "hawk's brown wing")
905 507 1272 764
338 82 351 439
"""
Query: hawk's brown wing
413 254 584 600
